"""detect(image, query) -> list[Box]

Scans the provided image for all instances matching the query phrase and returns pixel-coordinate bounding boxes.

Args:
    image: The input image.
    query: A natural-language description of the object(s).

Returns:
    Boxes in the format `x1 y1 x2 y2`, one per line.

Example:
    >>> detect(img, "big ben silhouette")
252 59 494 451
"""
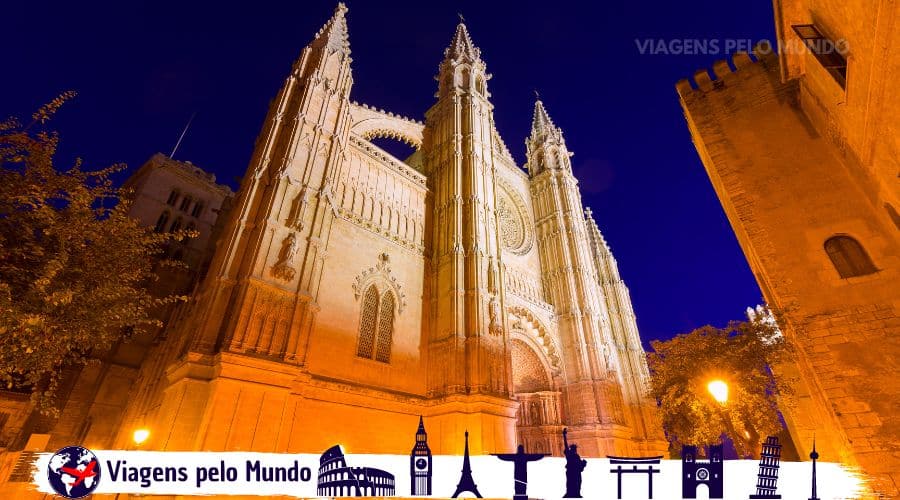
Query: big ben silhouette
410 416 432 495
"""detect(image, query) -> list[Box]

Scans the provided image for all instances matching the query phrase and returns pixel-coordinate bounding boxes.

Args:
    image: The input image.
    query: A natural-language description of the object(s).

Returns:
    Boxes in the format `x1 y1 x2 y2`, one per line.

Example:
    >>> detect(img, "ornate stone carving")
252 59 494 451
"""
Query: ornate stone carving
271 232 299 281
495 179 533 255
489 295 503 335
507 306 561 374
352 253 407 313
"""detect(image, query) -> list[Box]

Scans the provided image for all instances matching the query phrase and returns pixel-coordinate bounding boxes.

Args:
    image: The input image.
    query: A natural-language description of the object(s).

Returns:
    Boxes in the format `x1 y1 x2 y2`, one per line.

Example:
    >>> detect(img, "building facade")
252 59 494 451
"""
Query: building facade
0 153 233 459
101 3 665 458
677 0 899 496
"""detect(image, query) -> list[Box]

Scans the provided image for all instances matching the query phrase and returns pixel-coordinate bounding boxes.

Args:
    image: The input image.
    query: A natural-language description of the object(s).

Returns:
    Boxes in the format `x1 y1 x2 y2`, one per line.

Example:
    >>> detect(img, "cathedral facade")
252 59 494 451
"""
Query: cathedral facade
115 3 665 457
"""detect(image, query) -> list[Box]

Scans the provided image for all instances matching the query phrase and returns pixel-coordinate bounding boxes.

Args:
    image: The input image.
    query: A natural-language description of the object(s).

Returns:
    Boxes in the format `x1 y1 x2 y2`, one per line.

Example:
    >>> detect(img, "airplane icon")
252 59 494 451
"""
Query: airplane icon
61 459 98 487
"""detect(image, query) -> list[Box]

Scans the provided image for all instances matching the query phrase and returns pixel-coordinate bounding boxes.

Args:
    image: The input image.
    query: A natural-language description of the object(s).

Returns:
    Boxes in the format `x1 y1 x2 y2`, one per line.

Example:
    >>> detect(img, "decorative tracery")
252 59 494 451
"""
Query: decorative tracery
357 286 379 359
375 292 395 362
495 180 533 255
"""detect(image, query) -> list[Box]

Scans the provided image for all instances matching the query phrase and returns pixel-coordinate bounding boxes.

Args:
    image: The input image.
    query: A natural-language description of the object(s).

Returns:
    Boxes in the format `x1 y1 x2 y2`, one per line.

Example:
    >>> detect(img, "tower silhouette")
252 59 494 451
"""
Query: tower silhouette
410 416 432 496
750 436 782 499
681 443 724 499
808 438 820 500
451 431 483 498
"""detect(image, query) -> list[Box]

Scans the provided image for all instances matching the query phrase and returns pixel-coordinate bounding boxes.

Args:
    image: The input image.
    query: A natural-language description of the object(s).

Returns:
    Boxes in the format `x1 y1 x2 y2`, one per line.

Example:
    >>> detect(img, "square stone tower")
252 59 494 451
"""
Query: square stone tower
677 1 900 495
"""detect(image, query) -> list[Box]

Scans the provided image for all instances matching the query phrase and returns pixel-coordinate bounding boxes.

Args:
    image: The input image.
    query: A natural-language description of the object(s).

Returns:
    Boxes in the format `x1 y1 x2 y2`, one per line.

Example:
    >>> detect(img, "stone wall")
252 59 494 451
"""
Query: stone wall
678 48 900 496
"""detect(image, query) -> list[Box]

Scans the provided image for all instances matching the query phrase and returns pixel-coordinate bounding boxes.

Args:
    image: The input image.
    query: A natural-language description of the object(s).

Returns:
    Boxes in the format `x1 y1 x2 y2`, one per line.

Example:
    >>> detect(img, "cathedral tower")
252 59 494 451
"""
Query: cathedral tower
422 21 518 452
88 4 663 459
527 99 661 455
140 4 354 450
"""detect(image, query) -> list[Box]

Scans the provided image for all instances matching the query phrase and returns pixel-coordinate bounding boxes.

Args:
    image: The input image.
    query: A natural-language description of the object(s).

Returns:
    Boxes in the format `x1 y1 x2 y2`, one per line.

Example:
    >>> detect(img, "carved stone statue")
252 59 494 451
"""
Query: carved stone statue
489 296 503 335
271 232 299 281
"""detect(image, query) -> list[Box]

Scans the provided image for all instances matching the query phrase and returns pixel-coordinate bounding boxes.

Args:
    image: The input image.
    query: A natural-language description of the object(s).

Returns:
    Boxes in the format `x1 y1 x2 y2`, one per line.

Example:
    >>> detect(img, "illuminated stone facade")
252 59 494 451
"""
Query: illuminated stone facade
677 0 900 495
108 3 665 458
0 3 664 464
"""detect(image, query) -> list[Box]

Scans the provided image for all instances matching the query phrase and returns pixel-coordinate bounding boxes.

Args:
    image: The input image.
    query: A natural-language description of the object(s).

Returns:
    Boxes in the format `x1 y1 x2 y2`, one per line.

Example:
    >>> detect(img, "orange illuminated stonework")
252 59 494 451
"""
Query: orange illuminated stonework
0 5 667 474
99 3 666 458
677 1 900 496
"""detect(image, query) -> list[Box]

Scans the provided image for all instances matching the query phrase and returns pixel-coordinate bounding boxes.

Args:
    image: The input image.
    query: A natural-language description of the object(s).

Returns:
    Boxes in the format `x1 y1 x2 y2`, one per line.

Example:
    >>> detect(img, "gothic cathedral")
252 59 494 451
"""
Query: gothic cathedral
119 3 666 457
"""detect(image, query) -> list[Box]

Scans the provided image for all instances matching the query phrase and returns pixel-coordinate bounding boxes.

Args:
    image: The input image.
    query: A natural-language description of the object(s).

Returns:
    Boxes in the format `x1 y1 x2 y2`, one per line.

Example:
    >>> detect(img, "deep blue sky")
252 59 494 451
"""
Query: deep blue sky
3 1 775 346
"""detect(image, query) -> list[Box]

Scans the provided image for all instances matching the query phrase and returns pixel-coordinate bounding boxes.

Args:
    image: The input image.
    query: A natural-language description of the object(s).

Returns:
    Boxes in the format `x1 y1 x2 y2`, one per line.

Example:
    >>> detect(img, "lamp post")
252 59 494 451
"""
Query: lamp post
115 428 151 499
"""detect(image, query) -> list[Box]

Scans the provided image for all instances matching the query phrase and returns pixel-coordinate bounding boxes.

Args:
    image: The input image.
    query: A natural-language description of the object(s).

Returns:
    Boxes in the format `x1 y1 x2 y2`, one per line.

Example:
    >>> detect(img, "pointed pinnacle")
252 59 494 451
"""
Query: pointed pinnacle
531 98 561 143
313 2 351 54
444 21 481 63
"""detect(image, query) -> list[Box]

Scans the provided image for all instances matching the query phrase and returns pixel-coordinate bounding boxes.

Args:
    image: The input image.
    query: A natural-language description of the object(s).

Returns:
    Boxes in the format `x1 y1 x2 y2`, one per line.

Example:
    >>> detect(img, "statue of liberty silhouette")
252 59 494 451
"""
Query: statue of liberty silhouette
563 428 587 497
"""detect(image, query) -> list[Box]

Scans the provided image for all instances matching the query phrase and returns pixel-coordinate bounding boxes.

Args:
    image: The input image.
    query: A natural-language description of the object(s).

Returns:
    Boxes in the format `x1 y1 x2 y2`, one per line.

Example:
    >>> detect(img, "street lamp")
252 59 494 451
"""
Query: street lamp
133 428 150 446
707 379 729 404
116 428 151 499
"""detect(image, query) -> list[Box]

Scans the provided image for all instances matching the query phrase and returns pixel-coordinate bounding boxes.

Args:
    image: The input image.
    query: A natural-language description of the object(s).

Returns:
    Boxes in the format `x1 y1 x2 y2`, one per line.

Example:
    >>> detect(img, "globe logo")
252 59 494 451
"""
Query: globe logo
47 446 101 499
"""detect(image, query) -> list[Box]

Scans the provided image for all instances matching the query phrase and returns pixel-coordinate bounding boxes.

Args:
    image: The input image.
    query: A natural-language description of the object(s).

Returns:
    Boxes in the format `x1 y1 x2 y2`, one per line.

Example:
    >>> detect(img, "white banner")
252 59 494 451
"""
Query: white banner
30 449 866 499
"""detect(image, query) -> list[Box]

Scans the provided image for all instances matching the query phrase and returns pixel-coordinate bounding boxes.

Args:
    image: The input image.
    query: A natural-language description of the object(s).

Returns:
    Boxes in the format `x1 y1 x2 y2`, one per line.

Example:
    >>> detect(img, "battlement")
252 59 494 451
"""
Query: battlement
143 153 234 196
350 101 424 126
675 44 778 99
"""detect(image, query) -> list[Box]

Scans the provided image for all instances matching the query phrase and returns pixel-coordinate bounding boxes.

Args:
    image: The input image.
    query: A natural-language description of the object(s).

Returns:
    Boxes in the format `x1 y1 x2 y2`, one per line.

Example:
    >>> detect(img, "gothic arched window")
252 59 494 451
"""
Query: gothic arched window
154 211 170 233
356 285 396 363
166 189 180 206
192 201 205 217
824 235 877 278
357 286 379 359
886 203 900 231
169 216 183 233
375 292 395 363
180 195 193 212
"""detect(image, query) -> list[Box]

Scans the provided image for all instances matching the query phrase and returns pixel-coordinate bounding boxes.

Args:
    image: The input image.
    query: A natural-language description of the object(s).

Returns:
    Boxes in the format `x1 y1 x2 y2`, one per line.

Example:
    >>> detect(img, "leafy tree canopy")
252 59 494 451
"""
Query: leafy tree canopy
0 94 190 414
647 314 794 458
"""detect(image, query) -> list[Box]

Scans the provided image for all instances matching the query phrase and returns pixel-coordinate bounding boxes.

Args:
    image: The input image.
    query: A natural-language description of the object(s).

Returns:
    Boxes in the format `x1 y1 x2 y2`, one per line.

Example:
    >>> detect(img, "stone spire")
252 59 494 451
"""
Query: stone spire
436 20 490 99
584 207 618 281
310 3 351 54
530 98 563 146
526 98 570 176
443 21 482 64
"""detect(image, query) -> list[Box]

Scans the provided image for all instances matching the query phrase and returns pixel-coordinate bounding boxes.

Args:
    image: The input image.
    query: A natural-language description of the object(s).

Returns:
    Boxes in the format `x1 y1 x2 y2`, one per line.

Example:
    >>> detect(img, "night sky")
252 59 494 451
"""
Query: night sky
3 1 776 346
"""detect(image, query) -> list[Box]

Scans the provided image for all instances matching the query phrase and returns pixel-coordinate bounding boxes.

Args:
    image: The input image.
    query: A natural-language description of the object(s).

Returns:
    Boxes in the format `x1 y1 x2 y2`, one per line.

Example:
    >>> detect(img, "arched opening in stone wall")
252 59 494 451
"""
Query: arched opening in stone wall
509 311 565 456
367 136 418 165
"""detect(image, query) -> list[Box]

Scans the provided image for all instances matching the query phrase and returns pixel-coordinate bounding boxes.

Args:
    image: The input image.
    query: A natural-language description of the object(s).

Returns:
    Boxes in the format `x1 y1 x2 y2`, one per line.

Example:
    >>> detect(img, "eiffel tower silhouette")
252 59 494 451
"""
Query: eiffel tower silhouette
452 430 483 498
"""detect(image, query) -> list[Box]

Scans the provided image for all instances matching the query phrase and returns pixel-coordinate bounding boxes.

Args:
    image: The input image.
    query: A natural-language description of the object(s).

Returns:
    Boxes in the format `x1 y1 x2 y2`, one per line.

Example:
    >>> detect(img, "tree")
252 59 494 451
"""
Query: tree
647 313 793 458
0 93 191 414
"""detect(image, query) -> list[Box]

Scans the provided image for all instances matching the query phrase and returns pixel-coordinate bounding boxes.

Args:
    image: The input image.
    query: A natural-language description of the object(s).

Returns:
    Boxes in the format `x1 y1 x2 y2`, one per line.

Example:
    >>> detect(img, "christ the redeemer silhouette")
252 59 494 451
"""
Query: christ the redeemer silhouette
493 444 548 500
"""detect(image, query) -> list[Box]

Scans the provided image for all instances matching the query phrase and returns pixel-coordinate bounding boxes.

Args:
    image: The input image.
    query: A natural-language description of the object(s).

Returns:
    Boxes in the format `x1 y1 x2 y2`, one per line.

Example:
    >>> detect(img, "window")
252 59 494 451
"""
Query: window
192 201 204 217
885 203 900 231
824 235 877 278
169 216 183 233
792 24 848 89
357 287 379 359
154 211 170 233
180 195 193 212
166 190 180 206
356 285 395 363
375 292 395 363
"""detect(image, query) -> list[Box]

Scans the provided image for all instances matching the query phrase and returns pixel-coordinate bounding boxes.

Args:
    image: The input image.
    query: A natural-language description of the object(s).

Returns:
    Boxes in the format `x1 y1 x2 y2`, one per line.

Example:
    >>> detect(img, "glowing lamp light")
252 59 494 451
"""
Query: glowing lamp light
133 428 151 446
707 380 729 404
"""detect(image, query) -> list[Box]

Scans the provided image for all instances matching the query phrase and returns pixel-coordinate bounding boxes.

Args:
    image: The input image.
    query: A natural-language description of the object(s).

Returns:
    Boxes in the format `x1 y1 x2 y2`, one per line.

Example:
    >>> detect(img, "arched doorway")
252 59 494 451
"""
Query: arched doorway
508 308 565 456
